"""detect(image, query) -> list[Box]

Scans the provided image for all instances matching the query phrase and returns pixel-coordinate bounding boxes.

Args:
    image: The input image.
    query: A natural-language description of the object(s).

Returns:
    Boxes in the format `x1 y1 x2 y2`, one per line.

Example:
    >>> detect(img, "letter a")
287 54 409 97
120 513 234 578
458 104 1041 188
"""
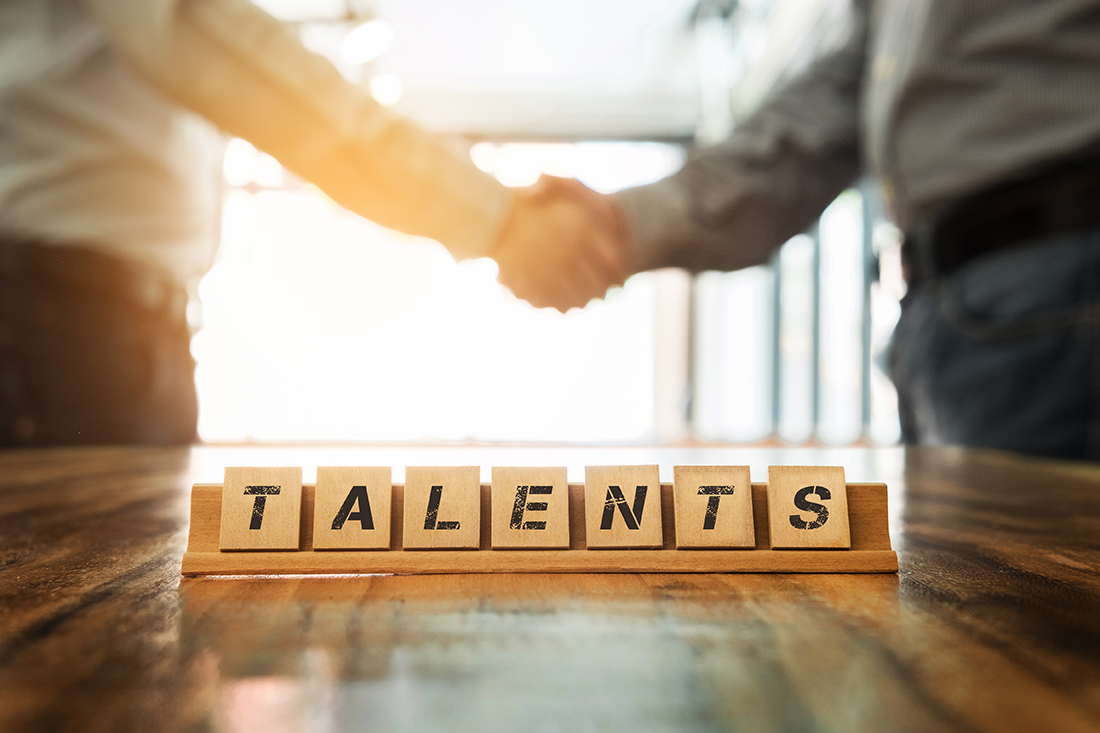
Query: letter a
331 485 374 531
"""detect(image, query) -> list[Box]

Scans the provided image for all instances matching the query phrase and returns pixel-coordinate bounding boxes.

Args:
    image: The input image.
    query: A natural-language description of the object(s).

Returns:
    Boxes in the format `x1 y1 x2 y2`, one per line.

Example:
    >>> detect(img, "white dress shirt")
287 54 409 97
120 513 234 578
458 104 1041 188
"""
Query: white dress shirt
0 0 511 283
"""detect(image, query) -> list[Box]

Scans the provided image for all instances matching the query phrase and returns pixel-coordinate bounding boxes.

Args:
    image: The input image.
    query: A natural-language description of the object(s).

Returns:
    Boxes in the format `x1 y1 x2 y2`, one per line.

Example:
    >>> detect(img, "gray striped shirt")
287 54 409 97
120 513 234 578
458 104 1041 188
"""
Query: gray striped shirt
616 0 1100 273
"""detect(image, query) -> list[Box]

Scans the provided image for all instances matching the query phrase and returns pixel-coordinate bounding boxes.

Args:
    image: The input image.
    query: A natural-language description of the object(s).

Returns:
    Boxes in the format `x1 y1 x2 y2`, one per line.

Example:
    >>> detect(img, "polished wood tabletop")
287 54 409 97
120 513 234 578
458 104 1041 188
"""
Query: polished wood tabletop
2 444 1099 732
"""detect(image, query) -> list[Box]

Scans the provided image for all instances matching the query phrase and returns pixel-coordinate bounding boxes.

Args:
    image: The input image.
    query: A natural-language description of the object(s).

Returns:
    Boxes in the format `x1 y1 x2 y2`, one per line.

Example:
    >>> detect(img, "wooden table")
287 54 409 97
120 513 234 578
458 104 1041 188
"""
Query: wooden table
2 444 1099 732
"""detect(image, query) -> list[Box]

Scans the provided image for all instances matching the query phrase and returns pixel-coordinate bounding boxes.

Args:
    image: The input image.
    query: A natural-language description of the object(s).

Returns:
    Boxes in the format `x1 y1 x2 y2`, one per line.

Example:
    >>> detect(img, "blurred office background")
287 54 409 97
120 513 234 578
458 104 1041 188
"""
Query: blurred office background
193 0 905 445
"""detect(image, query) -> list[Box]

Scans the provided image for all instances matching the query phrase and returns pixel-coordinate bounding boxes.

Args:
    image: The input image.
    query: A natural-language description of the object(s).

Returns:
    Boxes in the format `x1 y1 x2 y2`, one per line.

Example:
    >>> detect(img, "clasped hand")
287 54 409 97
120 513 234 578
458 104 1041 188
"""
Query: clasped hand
489 176 628 313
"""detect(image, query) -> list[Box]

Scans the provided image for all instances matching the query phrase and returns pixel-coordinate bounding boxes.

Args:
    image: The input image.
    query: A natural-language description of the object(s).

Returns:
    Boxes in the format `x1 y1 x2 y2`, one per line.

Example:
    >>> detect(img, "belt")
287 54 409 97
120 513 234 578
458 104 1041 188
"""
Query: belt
0 238 188 319
902 152 1100 286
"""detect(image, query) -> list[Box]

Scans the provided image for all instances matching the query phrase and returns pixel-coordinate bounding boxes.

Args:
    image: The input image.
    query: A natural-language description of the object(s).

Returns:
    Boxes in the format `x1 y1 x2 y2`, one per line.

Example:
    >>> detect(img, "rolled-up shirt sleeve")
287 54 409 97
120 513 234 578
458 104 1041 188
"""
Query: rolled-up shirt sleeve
81 0 512 260
614 3 867 274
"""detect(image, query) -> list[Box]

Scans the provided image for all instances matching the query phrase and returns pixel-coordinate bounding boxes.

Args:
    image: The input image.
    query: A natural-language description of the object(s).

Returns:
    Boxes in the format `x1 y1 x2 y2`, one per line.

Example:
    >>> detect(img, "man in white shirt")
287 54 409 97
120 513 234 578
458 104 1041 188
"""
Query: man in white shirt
0 0 625 445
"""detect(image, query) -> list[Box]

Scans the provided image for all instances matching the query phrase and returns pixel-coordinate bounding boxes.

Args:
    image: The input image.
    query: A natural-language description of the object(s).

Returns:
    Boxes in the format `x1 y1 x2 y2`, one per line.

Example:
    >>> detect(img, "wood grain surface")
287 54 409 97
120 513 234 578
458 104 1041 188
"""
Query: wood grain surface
312 466 392 550
3 445 1100 732
584 465 664 549
673 465 756 549
401 466 481 550
219 466 302 551
766 465 850 549
490 466 571 549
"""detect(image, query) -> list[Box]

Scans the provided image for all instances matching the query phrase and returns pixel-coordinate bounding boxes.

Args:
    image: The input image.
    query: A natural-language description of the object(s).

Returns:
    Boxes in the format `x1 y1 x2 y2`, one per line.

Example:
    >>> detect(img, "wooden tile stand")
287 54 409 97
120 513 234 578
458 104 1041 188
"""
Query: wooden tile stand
181 482 897 575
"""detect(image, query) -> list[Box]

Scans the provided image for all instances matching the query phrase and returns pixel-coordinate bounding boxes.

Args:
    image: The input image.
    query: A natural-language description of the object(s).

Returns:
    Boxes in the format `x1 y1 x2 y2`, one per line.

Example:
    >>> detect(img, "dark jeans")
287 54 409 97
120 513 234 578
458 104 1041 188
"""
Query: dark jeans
0 241 198 446
890 227 1100 460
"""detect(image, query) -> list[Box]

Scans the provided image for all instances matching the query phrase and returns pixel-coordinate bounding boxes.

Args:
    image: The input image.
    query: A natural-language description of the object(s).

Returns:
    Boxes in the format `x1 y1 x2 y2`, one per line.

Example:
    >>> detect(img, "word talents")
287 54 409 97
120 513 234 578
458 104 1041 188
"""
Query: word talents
182 466 898 576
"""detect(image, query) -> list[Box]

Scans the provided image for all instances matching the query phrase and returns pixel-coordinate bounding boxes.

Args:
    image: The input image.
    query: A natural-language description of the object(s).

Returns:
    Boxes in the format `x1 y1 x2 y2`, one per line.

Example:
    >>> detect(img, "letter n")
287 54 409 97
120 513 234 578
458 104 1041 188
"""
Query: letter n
600 485 647 530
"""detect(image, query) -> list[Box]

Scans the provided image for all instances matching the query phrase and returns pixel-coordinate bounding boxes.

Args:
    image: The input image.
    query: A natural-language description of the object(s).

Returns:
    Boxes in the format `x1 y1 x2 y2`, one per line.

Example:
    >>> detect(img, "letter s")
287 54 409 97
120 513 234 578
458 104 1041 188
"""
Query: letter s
789 486 830 530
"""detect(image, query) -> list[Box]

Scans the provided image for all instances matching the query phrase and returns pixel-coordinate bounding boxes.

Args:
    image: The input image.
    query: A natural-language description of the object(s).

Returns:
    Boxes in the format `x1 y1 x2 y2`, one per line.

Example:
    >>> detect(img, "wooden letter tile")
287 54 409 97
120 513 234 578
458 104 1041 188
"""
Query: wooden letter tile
219 467 302 551
584 465 663 549
673 465 754 549
767 465 850 549
402 466 481 550
312 466 392 550
490 467 570 549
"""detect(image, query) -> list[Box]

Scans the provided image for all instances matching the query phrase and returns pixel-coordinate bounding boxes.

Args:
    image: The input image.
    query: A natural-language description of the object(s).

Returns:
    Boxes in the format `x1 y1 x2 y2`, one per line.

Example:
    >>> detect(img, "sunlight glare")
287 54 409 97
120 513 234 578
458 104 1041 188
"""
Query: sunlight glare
341 20 395 65
370 74 404 106
196 142 684 443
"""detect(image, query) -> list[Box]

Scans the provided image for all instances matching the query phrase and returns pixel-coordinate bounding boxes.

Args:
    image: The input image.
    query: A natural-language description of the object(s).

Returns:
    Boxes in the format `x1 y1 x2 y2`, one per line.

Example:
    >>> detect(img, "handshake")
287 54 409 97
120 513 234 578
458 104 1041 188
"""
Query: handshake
488 176 629 313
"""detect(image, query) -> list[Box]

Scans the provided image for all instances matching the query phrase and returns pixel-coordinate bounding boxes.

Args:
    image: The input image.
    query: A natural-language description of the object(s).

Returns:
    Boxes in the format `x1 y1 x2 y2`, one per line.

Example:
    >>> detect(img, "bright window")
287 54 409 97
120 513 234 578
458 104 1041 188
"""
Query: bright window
193 141 684 443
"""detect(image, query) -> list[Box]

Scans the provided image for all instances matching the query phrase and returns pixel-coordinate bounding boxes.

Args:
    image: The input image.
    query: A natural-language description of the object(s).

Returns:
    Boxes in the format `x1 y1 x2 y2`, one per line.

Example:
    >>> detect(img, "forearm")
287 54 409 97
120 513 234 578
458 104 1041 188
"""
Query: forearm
615 4 867 274
82 0 511 259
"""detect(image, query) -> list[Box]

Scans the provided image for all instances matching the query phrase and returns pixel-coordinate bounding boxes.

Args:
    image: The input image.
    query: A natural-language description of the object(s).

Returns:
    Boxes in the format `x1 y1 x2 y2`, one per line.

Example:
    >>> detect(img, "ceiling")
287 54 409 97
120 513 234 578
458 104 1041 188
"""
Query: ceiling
254 0 848 141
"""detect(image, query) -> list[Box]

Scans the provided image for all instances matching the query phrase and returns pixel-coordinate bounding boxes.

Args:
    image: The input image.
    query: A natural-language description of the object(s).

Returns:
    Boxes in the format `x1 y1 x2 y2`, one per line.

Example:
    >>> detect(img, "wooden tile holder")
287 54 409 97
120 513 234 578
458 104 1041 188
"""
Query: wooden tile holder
181 482 897 575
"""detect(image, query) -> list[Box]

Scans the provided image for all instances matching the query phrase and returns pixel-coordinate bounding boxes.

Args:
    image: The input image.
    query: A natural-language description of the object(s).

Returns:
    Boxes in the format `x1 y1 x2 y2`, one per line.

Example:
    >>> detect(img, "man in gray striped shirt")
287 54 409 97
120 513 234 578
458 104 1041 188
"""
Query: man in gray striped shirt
506 0 1100 459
